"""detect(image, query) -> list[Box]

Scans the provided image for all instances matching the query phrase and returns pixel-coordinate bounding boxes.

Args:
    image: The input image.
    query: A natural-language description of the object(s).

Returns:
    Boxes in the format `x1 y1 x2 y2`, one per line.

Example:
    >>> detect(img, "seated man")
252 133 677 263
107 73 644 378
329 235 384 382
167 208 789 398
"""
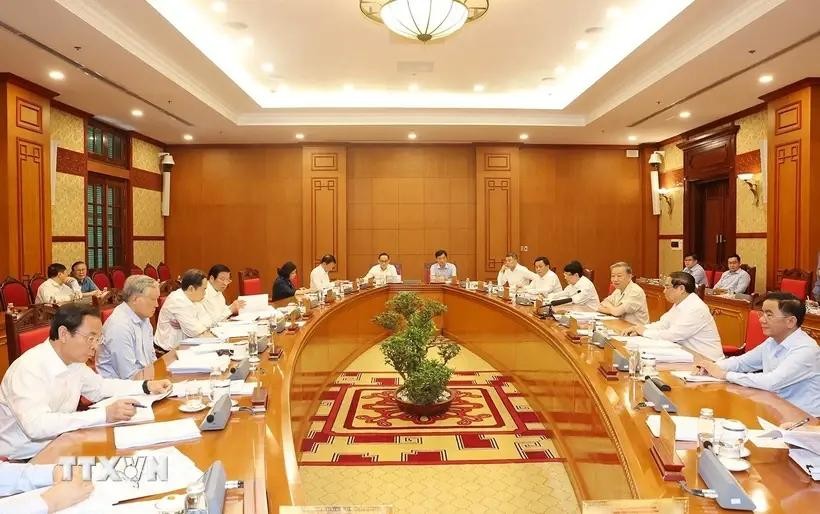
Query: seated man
682 252 707 287
624 272 724 361
70 261 101 297
813 263 820 303
202 264 244 325
310 254 336 291
496 252 532 289
96 275 161 379
554 261 600 309
155 269 212 351
523 256 562 297
429 249 457 283
35 263 81 304
0 462 92 512
699 292 819 416
598 261 649 325
363 252 398 283
712 254 751 294
0 304 171 459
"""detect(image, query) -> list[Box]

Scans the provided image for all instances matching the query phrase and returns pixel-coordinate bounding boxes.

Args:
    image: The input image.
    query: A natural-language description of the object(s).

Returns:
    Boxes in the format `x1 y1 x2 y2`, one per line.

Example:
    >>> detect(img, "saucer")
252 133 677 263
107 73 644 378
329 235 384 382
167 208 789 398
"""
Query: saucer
719 457 751 472
717 446 751 458
178 402 207 413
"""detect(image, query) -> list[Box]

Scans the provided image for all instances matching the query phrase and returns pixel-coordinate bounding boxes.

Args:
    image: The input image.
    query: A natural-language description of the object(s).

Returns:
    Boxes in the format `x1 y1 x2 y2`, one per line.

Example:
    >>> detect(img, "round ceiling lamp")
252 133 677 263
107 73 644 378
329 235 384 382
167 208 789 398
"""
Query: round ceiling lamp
361 0 489 42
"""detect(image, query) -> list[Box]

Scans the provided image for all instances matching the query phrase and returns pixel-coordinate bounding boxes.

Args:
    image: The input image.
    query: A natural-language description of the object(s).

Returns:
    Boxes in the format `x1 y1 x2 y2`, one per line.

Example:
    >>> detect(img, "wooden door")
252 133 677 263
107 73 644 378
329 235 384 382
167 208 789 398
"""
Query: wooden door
699 179 730 266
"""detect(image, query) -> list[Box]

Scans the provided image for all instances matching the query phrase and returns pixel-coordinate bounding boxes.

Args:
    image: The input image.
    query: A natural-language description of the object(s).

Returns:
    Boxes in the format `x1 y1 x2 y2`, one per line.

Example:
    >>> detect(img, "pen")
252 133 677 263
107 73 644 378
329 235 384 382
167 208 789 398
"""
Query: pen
785 417 811 431
129 401 148 408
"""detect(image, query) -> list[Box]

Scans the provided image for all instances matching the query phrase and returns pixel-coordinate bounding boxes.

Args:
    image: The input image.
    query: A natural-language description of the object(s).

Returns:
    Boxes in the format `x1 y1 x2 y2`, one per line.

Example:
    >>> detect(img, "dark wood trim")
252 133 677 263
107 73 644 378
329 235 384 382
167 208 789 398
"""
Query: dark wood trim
55 148 86 176
0 73 59 99
52 235 85 243
133 235 165 241
129 131 166 150
677 124 741 151
88 159 129 180
131 168 163 191
659 234 684 240
657 104 765 147
759 77 820 102
736 232 767 238
523 144 640 151
51 100 92 119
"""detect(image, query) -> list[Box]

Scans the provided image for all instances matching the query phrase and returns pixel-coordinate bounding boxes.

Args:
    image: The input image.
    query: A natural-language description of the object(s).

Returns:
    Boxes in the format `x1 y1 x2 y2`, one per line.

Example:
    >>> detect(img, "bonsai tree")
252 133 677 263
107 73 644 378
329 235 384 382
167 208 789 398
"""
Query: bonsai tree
373 292 460 405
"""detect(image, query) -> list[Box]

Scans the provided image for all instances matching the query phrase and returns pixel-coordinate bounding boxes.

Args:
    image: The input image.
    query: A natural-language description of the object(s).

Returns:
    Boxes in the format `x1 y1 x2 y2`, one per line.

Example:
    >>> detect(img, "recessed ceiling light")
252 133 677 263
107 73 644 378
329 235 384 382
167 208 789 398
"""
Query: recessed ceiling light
131 109 143 117
211 1 227 13
408 83 419 92
576 40 589 50
408 132 417 140
606 6 622 18
48 70 65 80
240 36 254 48
679 111 691 119
473 84 485 92
261 62 274 73
758 74 773 84
183 134 194 141
519 133 529 141
295 133 305 140
555 65 566 76
343 83 355 92
628 135 637 142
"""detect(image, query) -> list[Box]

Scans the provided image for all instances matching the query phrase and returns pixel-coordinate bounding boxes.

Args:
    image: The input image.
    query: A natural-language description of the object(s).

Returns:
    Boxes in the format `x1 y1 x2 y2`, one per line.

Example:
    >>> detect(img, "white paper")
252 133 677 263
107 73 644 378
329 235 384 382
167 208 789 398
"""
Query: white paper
167 354 230 374
783 431 820 454
670 371 726 383
0 490 113 513
238 294 270 313
171 379 255 397
646 414 726 442
114 418 201 449
211 322 258 340
180 337 225 345
789 449 820 480
85 391 174 427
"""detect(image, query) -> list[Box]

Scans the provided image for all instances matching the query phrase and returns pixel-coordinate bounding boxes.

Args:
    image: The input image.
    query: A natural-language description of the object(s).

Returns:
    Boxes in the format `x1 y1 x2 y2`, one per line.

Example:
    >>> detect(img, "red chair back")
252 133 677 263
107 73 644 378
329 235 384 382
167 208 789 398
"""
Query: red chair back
28 274 46 302
713 270 724 285
157 262 171 281
100 307 115 323
238 268 262 295
129 265 143 276
0 276 32 310
91 270 111 290
144 264 159 280
780 278 809 299
744 310 767 352
607 283 615 295
741 265 756 295
704 270 715 288
583 268 595 283
110 268 127 289
5 305 59 362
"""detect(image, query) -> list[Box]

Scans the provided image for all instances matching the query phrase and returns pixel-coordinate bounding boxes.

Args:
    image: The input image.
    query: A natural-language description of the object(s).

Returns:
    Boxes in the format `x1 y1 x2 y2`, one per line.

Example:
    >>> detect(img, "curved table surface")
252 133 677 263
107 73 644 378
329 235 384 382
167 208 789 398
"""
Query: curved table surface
32 284 819 513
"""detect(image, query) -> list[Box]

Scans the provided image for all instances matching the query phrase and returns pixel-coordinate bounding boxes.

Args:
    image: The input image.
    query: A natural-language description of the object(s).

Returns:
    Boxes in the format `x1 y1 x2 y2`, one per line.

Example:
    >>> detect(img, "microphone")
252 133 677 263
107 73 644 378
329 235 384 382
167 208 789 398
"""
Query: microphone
546 297 572 307
650 377 671 392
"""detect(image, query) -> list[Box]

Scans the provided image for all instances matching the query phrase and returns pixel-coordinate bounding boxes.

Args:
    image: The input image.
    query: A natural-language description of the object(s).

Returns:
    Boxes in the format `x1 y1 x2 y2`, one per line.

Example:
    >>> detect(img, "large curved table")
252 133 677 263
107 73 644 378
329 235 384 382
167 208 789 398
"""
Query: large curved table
32 284 819 512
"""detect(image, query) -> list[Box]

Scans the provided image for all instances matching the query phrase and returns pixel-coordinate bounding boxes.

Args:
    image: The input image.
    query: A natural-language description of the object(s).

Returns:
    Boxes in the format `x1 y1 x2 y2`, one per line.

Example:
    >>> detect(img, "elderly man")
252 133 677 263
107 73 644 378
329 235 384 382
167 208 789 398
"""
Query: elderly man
35 263 81 304
682 253 707 287
154 269 212 351
553 260 600 309
202 264 245 325
96 275 161 379
363 253 399 283
0 304 171 459
598 262 649 325
69 261 101 297
429 249 457 283
625 271 724 361
523 256 562 297
496 252 532 289
699 292 819 416
310 254 337 290
713 254 752 294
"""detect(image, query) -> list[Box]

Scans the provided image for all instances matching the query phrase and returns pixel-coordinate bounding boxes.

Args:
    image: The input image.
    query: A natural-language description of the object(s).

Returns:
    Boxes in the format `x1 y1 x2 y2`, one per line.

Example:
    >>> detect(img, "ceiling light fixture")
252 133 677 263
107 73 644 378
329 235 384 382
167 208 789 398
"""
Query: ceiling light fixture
628 135 637 142
360 0 489 42
48 70 65 80
131 109 144 117
183 134 194 141
295 133 305 140
519 133 529 141
473 84 485 92
576 40 589 50
261 62 275 73
408 132 417 140
758 74 773 84
240 36 254 48
679 111 691 119
211 1 227 13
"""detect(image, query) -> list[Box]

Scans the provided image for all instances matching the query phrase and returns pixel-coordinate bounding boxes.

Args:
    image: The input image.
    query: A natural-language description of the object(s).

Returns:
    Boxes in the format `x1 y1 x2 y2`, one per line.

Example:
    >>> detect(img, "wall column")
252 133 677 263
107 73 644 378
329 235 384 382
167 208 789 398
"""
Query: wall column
475 146 520 281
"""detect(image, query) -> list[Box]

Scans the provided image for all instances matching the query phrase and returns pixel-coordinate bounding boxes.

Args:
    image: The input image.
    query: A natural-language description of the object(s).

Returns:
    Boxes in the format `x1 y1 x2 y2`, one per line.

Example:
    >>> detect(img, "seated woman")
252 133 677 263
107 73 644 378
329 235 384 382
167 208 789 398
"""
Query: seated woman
272 262 308 301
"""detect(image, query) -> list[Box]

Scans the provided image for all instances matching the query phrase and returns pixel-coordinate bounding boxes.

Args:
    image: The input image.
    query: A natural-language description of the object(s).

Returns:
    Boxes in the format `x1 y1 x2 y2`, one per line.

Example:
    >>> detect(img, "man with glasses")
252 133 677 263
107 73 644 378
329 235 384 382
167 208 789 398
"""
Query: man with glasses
0 303 171 459
202 264 245 325
699 292 820 416
712 253 751 295
96 275 161 379
363 253 398 283
624 271 724 361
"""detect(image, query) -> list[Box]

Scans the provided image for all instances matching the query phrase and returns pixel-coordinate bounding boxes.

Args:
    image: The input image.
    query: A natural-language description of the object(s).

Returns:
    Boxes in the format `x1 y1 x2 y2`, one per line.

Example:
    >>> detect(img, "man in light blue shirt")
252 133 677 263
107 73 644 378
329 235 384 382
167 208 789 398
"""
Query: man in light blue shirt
96 275 160 379
429 249 457 282
701 292 820 416
713 253 751 294
682 253 707 287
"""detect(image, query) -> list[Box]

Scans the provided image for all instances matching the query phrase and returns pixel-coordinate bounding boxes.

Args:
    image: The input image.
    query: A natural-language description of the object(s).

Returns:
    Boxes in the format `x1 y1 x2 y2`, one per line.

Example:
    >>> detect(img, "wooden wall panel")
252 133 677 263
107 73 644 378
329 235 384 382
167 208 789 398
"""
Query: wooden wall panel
303 146 347 279
476 146 519 280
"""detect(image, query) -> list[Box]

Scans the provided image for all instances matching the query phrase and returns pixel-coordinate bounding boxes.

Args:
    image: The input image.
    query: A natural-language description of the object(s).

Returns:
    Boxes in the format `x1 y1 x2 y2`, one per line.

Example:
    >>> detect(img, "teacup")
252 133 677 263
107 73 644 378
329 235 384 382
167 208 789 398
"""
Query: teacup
716 419 748 459
231 342 248 360
154 494 185 514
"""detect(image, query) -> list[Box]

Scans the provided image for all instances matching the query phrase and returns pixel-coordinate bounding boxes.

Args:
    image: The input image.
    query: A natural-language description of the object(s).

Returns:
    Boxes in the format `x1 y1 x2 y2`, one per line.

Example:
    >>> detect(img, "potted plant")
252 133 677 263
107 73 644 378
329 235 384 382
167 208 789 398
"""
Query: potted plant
373 292 460 417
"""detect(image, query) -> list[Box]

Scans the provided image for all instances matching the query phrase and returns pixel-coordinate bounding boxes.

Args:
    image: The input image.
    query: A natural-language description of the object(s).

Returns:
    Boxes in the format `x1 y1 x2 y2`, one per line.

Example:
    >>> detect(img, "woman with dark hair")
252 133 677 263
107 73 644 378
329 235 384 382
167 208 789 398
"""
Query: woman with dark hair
272 261 307 301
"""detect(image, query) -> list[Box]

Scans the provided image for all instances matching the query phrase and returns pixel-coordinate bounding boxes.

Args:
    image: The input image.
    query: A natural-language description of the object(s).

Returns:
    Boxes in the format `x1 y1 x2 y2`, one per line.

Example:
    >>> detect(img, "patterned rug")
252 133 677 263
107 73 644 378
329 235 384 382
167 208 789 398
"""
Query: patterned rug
300 371 563 465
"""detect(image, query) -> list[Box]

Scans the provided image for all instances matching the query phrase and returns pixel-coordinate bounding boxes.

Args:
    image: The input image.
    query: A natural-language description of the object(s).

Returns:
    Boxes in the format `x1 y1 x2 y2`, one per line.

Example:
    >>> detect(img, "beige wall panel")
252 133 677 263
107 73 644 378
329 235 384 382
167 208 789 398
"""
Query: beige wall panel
134 240 165 268
132 187 164 236
52 172 85 236
736 238 767 293
658 187 684 235
132 139 162 173
52 242 85 267
659 241 682 277
50 108 84 153
736 111 767 155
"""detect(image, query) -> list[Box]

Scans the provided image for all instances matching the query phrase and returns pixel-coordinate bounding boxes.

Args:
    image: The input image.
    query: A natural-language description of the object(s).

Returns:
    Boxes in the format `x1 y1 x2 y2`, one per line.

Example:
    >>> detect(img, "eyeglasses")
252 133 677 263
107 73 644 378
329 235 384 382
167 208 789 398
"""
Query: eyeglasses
72 330 102 346
760 312 793 321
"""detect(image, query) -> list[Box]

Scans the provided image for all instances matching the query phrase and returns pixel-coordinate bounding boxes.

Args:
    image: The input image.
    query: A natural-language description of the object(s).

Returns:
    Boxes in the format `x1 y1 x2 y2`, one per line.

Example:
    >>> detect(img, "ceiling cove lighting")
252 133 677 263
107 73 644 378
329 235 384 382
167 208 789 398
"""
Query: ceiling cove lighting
360 0 489 42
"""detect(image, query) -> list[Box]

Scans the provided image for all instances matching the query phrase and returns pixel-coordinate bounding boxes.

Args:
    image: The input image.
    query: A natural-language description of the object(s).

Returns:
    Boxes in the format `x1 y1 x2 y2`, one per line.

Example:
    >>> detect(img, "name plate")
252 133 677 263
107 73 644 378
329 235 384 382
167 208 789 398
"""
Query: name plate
582 498 688 514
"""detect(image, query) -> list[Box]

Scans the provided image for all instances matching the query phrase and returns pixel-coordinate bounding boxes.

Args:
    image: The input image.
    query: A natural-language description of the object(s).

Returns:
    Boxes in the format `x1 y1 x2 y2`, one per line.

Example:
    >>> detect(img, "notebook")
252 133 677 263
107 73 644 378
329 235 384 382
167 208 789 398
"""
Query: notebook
670 371 726 383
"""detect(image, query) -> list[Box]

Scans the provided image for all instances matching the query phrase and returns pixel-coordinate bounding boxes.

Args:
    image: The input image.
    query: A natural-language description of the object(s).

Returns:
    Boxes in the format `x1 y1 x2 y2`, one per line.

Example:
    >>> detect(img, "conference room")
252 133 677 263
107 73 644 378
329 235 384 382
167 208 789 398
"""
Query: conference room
1 0 820 512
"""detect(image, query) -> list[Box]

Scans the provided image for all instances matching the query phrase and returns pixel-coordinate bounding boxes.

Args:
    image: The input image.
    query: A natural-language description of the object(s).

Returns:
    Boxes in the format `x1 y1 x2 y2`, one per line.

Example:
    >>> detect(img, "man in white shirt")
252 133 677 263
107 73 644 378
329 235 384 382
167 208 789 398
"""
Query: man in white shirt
624 272 724 361
598 262 650 325
682 253 707 287
96 275 160 379
202 264 245 325
429 249 457 283
154 269 212 351
523 256 562 297
699 292 819 416
0 462 92 513
310 254 336 290
554 260 600 309
35 263 81 304
496 252 532 289
713 254 752 294
0 304 171 459
363 253 398 283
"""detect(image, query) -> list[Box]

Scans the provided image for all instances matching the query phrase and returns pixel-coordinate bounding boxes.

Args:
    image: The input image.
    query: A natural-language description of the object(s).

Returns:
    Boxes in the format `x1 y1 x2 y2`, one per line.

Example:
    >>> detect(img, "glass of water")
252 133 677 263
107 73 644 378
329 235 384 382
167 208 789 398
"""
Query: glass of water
185 386 204 410
248 329 260 363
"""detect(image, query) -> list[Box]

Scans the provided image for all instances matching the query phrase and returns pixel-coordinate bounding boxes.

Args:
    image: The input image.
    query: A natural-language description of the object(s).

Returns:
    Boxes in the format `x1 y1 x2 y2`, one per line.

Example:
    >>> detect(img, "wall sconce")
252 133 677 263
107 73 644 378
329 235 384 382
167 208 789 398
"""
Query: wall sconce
737 172 761 207
649 151 664 215
158 152 175 217
657 188 674 217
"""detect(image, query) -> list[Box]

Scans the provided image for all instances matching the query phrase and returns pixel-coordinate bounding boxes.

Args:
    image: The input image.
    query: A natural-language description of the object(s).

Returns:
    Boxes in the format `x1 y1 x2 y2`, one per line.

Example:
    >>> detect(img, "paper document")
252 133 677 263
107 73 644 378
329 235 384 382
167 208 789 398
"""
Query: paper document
211 322 259 340
180 336 225 345
789 449 820 480
86 391 172 427
167 354 230 374
646 414 726 442
238 293 270 313
114 418 201 449
749 418 790 449
670 371 726 383
171 379 256 397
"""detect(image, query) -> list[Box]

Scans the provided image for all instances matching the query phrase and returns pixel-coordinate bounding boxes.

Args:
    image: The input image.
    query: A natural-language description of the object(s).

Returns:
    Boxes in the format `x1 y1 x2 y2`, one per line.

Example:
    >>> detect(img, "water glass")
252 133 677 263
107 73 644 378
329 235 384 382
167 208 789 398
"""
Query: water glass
248 330 259 361
184 386 204 410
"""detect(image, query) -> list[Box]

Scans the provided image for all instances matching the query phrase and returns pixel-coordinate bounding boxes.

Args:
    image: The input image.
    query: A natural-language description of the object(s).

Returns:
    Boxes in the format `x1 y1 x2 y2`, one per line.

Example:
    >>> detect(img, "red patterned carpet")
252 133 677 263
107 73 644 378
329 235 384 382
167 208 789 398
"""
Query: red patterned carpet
300 371 563 466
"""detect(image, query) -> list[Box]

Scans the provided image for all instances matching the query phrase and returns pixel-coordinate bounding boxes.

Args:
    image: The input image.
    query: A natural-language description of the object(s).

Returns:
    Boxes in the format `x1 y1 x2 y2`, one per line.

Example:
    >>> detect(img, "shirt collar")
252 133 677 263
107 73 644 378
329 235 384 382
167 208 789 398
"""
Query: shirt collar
41 340 69 376
778 329 809 350
119 302 144 324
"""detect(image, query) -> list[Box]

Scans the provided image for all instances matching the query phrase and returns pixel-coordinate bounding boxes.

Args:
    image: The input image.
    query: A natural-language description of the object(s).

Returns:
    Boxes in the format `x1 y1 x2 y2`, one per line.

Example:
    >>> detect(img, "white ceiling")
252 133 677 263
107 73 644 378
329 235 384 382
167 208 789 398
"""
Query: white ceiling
1 0 819 145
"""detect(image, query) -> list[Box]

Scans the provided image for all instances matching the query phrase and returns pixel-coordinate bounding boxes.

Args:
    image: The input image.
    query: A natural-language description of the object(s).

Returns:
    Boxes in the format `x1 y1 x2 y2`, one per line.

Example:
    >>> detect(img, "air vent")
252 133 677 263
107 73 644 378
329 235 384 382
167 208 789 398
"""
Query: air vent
626 149 639 158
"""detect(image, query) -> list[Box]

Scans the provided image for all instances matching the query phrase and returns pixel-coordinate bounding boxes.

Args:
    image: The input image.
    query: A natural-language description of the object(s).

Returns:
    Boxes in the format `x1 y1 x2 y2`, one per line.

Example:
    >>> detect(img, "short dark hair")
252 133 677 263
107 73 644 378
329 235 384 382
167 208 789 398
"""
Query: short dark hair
278 261 297 278
71 261 86 272
684 253 698 261
435 249 448 258
763 291 806 327
320 254 337 265
505 252 518 260
669 271 696 293
180 269 207 290
728 254 741 262
208 264 231 280
49 303 100 340
534 256 550 267
378 252 390 260
47 263 67 278
563 260 583 277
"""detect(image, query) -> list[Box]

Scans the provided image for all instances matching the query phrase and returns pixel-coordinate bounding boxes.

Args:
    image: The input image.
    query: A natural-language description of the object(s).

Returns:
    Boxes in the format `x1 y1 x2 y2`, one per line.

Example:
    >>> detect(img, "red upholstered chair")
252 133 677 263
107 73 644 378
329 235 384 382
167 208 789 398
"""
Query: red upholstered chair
27 274 46 303
238 268 263 295
129 264 143 276
93 290 124 323
704 269 715 288
583 268 595 283
723 310 767 357
776 268 812 299
741 265 756 295
110 267 127 289
91 269 112 290
0 276 32 310
157 262 171 281
5 304 59 362
292 273 300 288
154 279 181 328
143 264 159 280
607 283 615 295
713 270 724 285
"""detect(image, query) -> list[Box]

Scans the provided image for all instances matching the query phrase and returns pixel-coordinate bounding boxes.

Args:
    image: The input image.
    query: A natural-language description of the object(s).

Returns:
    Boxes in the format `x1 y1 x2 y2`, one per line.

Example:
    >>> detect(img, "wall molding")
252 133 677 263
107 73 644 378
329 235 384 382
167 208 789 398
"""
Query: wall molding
736 232 767 238
131 168 163 191
52 235 85 242
658 234 684 240
133 235 165 241
56 147 87 176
